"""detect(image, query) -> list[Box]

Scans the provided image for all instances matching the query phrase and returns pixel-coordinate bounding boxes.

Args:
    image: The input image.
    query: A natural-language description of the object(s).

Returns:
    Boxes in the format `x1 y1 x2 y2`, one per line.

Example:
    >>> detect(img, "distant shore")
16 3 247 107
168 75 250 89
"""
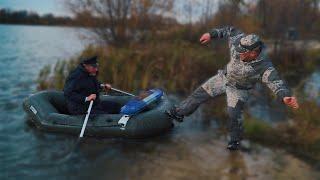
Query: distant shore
0 22 82 28
0 8 81 27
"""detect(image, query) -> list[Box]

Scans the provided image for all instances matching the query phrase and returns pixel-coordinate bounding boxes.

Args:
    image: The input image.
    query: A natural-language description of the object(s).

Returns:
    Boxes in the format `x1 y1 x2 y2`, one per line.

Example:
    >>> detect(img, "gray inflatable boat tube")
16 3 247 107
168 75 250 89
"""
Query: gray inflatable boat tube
23 91 174 138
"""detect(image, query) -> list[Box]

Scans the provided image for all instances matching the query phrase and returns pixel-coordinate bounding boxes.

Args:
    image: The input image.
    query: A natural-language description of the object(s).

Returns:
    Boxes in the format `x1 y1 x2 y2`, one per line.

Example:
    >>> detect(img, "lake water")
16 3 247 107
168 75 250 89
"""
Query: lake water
0 24 319 180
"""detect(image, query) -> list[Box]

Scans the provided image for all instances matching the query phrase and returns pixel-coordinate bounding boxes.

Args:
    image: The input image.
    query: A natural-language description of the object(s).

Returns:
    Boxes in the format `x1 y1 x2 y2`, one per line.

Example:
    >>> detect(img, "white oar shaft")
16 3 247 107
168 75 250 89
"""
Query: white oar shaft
100 84 135 96
111 88 135 97
79 100 94 138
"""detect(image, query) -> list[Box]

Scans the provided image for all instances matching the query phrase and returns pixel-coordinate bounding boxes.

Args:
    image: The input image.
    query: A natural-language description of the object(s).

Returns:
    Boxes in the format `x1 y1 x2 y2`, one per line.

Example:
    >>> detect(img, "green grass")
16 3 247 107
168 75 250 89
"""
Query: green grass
243 100 320 163
37 42 228 95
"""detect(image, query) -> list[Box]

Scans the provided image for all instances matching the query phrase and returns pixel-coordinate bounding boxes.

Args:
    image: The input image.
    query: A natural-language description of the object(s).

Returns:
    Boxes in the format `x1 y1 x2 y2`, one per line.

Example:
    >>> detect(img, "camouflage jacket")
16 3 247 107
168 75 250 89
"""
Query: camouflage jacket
209 26 291 100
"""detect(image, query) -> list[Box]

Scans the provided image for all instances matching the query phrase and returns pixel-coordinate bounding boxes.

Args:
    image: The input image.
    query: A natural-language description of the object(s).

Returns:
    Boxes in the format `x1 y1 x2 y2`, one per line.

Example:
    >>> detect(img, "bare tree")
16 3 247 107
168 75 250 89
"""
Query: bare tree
65 0 174 46
199 0 216 25
255 0 320 39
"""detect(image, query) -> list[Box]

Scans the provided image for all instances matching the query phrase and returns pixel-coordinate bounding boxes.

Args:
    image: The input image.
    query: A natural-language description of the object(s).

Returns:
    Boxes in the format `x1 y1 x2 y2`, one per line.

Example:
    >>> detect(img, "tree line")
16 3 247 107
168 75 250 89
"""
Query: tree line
2 0 320 41
0 8 78 26
62 0 320 46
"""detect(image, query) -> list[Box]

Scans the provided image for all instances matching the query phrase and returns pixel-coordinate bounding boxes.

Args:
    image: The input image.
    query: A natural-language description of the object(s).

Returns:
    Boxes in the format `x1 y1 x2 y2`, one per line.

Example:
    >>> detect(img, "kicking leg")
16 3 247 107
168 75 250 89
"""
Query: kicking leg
168 70 226 121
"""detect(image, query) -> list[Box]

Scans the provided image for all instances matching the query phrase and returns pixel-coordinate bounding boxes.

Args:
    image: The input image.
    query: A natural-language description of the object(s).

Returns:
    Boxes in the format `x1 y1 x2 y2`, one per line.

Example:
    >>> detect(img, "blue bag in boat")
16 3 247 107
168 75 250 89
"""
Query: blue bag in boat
120 89 163 115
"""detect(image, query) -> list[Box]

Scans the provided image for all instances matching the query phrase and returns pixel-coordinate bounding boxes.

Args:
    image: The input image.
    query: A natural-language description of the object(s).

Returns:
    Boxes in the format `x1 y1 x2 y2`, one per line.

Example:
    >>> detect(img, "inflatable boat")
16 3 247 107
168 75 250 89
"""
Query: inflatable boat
23 90 174 138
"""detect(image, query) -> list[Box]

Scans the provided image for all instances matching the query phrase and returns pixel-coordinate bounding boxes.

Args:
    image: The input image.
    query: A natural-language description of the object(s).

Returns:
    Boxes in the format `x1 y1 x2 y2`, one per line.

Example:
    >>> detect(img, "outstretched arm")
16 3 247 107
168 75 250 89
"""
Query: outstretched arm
200 26 243 44
261 63 299 109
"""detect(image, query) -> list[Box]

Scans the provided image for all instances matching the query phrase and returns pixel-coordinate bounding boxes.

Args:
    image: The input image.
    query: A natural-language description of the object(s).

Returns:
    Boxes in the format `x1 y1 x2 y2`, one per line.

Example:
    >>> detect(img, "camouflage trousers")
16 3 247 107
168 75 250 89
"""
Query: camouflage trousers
177 70 249 142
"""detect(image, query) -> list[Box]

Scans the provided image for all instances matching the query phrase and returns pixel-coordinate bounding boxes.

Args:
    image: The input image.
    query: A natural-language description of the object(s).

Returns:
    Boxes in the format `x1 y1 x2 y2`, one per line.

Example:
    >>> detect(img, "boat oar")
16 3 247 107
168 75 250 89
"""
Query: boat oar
79 100 94 138
111 88 135 97
65 100 94 160
100 84 135 97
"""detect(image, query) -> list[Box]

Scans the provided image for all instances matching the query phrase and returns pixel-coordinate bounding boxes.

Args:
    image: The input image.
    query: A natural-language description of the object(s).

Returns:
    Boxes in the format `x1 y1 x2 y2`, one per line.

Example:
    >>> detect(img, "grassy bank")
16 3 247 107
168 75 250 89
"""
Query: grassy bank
37 42 320 94
243 100 320 164
37 41 229 94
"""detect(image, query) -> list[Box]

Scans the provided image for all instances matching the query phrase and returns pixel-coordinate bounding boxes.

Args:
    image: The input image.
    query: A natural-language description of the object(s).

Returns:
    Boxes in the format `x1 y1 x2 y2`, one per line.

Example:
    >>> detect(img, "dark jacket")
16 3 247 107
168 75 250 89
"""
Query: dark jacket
63 65 101 114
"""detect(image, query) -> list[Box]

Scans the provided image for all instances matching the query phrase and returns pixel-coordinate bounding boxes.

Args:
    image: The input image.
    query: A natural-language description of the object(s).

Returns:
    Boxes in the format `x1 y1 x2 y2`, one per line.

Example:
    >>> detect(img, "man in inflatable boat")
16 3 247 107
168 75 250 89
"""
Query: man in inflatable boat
63 55 122 115
166 26 299 151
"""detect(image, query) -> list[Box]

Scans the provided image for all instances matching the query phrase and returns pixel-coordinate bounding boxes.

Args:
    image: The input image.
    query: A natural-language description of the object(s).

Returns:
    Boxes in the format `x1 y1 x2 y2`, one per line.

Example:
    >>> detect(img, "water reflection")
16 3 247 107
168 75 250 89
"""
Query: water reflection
11 111 317 180
304 70 320 104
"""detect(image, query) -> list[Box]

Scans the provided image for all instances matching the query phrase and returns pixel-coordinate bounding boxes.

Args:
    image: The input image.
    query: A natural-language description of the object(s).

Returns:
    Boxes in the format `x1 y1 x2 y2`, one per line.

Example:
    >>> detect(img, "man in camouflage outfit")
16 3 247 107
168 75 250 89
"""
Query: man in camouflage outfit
167 26 299 150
